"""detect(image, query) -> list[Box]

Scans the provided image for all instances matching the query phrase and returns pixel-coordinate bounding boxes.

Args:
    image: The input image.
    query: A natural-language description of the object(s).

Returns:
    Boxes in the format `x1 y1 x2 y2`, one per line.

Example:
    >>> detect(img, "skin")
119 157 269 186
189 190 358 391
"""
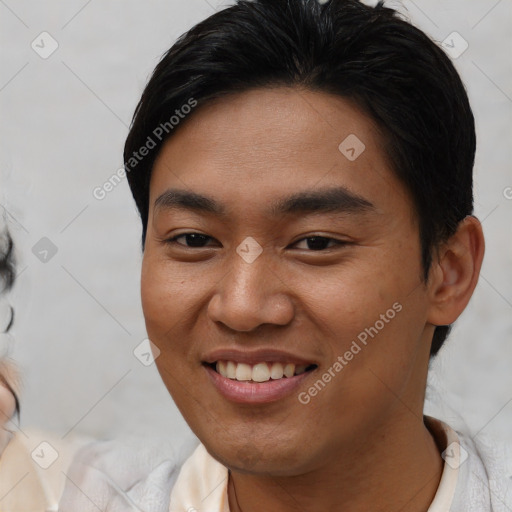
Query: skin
141 87 485 512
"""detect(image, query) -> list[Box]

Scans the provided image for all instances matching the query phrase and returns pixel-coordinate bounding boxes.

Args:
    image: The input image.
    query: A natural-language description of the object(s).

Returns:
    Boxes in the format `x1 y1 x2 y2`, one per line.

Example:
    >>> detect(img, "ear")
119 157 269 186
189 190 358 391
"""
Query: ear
426 215 485 327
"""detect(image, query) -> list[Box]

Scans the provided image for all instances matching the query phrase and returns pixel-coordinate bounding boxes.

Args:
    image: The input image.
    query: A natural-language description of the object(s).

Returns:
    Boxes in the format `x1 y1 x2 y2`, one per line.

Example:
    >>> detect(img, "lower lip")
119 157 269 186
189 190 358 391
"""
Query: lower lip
204 364 314 404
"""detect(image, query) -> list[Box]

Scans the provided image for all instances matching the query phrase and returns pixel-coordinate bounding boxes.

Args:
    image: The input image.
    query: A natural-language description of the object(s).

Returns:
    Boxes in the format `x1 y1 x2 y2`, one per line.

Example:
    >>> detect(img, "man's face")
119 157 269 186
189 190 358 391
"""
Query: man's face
141 87 437 475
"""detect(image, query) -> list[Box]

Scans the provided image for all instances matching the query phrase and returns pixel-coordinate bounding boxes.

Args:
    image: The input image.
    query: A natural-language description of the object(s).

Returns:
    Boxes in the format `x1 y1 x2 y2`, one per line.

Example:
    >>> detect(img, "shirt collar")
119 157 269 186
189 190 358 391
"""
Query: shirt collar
170 415 463 512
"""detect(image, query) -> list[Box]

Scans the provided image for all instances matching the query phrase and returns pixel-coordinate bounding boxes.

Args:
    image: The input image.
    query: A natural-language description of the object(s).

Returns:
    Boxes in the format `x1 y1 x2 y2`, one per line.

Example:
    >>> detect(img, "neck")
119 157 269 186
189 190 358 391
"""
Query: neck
227 414 444 512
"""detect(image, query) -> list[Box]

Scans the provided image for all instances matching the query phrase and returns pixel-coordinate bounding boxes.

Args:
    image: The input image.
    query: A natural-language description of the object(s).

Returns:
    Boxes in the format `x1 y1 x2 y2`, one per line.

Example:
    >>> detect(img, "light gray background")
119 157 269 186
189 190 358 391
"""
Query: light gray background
1 0 511 450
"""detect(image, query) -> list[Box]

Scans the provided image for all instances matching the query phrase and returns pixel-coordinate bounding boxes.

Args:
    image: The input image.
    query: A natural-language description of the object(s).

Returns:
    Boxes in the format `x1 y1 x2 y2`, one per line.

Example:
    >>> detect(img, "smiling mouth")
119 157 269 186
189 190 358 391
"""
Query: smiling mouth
206 361 318 383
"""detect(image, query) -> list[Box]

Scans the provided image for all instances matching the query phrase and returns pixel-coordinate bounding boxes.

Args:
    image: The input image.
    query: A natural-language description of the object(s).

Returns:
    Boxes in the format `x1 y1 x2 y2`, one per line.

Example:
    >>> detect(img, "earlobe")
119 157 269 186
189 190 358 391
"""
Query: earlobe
426 215 485 327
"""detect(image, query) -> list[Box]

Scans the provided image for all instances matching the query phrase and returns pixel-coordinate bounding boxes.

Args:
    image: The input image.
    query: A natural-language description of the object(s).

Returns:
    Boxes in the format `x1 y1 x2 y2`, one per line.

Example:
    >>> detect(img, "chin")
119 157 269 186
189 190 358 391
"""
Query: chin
200 431 315 476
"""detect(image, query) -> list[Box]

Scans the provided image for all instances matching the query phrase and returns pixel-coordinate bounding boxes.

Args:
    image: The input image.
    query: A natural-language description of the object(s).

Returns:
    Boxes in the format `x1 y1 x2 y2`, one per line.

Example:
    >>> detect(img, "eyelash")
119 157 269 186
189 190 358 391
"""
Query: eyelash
163 232 347 251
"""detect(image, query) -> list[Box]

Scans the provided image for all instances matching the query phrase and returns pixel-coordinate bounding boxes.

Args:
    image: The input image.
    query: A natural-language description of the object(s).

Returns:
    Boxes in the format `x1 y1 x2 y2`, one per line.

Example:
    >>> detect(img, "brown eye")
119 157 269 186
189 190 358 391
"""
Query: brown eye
293 236 345 251
166 233 216 248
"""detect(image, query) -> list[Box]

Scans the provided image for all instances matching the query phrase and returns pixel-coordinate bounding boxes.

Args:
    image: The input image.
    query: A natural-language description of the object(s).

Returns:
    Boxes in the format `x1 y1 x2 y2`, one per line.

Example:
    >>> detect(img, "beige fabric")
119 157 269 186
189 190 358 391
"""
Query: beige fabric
0 429 90 512
424 415 460 511
169 443 230 512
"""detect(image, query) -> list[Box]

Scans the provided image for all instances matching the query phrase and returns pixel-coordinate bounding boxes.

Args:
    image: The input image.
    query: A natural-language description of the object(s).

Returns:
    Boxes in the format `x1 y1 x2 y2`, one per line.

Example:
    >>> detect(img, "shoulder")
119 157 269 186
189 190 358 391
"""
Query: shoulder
455 427 512 511
58 435 199 512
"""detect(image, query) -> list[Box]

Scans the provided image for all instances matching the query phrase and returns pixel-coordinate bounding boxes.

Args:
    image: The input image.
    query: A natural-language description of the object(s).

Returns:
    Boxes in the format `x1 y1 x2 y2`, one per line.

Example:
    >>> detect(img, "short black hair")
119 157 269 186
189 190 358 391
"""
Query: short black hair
124 0 476 358
0 229 15 295
0 227 19 417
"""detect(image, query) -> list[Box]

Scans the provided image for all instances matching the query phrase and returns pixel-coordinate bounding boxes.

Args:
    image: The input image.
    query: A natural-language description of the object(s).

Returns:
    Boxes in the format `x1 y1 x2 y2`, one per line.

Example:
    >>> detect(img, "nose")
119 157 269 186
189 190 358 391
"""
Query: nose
207 249 295 332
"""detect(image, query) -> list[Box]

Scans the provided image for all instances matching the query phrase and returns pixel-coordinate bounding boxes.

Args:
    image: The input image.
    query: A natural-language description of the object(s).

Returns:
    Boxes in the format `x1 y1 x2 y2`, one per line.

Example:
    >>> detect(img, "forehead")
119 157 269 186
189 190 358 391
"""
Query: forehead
154 86 379 164
149 87 413 223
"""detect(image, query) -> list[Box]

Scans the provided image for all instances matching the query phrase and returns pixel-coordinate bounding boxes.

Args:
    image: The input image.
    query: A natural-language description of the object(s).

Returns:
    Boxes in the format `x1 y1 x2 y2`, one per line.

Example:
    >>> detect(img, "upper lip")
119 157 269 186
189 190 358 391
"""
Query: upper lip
202 348 317 366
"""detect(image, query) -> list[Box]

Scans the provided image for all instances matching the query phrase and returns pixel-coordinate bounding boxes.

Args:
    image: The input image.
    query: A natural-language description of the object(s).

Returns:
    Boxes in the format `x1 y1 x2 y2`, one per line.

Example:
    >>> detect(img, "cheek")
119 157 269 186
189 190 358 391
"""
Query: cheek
308 252 426 379
141 251 190 324
303 262 404 335
140 254 187 356
140 256 167 330
140 251 215 375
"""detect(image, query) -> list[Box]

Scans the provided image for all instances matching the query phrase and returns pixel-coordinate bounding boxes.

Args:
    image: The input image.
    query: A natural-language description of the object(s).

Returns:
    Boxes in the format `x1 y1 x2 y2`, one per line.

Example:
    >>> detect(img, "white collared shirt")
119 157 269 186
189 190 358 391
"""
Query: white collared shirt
169 416 497 512
58 416 512 511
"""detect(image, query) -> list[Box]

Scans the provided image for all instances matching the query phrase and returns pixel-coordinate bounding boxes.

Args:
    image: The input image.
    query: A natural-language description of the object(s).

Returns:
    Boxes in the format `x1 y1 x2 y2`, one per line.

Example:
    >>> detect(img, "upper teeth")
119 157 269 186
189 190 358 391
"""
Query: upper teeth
215 361 309 382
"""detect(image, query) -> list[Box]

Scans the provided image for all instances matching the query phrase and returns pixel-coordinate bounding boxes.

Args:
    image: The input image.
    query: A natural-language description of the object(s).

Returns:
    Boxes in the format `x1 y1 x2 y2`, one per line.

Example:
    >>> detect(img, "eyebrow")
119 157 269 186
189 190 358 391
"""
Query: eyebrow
153 186 376 218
